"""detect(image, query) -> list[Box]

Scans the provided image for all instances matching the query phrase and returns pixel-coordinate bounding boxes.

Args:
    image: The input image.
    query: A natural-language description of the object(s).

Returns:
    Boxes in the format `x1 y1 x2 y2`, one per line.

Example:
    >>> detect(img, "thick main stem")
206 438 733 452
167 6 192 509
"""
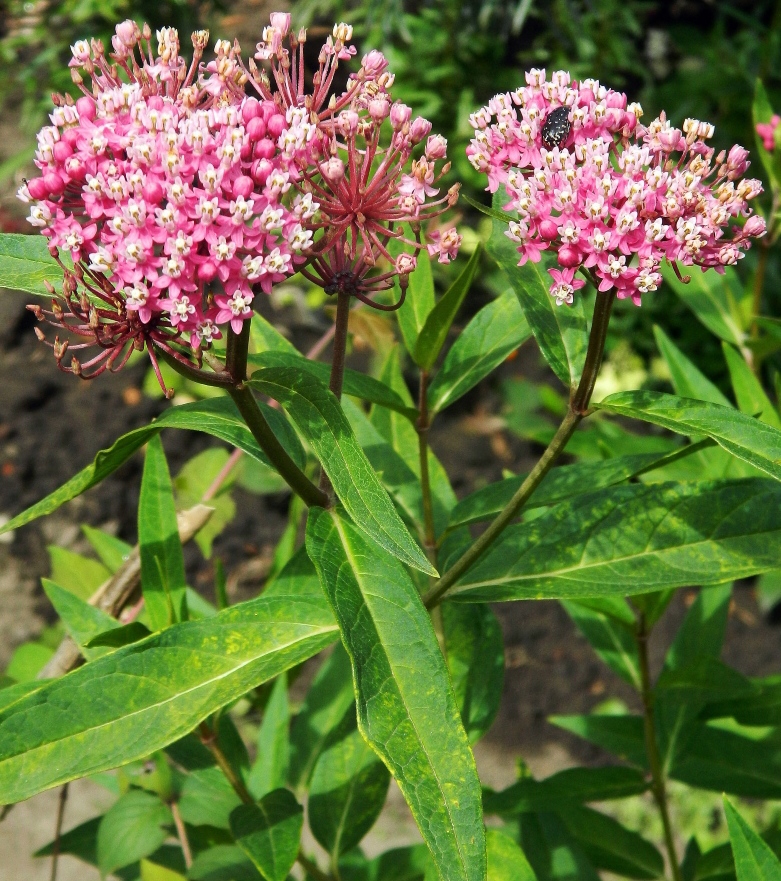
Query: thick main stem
423 289 615 608
320 290 352 495
417 370 437 564
636 614 682 881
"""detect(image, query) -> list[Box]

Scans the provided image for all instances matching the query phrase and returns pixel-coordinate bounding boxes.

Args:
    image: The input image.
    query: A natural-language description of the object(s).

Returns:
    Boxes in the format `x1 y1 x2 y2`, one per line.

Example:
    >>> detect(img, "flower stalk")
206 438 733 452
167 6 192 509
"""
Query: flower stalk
424 289 615 608
635 613 683 881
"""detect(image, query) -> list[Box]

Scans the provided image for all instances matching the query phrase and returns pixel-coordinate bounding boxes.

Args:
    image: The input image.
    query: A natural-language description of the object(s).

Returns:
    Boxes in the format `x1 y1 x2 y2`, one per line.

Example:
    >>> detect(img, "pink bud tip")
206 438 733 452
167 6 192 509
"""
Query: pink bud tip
43 173 65 196
233 175 254 198
254 138 276 160
143 180 164 203
539 219 558 240
75 96 96 120
251 159 273 186
241 97 261 123
246 116 267 142
260 100 277 122
557 246 581 268
198 261 218 281
53 141 73 162
62 127 81 147
267 114 286 138
27 177 49 201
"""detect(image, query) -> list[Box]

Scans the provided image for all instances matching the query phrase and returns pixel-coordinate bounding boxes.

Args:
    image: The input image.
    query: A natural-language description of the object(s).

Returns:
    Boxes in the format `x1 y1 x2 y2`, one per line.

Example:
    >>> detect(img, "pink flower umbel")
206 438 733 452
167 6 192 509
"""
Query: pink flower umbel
19 22 315 393
468 69 766 306
241 17 461 310
756 114 780 152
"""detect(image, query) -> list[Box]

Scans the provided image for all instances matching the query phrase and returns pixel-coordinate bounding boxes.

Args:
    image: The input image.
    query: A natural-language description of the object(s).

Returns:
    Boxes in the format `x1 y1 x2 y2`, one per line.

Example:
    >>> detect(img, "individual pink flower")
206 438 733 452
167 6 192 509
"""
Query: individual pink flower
20 21 316 394
468 70 765 307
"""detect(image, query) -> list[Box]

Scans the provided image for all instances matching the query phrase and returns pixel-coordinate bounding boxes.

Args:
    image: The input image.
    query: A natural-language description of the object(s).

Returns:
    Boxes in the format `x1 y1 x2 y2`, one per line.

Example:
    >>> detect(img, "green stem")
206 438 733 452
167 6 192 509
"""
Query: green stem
423 289 616 609
298 850 334 881
230 384 330 508
417 369 437 565
157 348 234 389
198 721 254 805
319 290 352 495
636 614 682 881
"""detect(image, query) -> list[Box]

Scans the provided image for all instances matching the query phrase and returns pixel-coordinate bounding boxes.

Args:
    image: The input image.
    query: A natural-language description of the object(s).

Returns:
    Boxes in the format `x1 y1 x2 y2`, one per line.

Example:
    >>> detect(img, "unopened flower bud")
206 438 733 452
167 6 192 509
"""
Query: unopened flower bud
409 117 432 144
743 215 767 237
390 102 412 130
322 156 345 182
425 134 447 160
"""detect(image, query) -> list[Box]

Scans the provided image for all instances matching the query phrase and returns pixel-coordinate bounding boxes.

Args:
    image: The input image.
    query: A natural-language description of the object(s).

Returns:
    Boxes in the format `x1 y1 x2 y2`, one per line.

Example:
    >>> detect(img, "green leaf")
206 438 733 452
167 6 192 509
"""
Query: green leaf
48 546 111 601
551 715 647 767
306 507 485 881
562 601 640 689
396 247 436 357
248 673 290 799
442 603 504 743
249 351 418 421
414 245 482 370
670 722 781 798
724 796 781 881
653 325 731 407
41 578 120 659
559 805 664 880
753 79 781 192
0 593 337 802
519 812 601 881
0 233 65 296
664 583 732 674
85 621 152 649
722 342 781 428
487 191 587 389
446 479 781 602
97 789 172 876
230 789 303 881
0 396 301 536
189 844 262 881
250 312 300 356
179 766 241 829
483 766 648 815
140 435 188 630
597 390 781 482
248 364 435 575
35 816 100 862
486 829 537 881
427 290 531 413
142 859 187 881
309 706 390 859
661 262 749 351
5 642 53 682
448 453 662 530
82 526 133 573
288 644 355 792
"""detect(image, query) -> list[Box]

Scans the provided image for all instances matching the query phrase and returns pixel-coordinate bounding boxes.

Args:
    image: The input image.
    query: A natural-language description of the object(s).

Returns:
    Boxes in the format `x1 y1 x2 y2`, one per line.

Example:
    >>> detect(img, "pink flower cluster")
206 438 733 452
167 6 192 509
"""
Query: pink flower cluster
757 114 780 152
242 15 461 306
468 69 766 306
19 23 317 372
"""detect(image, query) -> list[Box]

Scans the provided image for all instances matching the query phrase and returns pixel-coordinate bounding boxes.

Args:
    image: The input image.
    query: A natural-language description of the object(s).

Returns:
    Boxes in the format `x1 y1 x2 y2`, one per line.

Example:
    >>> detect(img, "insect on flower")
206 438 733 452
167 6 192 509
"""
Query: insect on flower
541 106 572 149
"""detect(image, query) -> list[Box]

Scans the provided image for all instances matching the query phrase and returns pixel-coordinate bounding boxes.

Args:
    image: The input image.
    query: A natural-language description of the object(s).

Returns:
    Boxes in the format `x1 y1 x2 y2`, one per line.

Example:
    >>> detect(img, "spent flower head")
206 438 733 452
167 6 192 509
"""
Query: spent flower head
241 15 461 309
20 21 316 393
468 69 766 306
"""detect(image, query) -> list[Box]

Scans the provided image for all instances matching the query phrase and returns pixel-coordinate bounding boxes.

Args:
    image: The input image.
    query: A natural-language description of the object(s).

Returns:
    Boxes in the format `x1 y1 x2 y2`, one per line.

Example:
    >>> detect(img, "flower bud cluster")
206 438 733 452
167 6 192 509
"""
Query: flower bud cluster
468 69 766 306
756 114 781 152
19 21 319 387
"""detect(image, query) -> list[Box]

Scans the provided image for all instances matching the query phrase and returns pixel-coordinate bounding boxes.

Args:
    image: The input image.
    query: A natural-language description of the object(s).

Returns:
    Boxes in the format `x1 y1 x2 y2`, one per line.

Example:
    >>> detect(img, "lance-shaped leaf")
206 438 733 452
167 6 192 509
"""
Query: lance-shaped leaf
414 245 482 370
287 643 355 792
248 364 435 575
442 603 504 744
485 829 537 881
723 341 781 428
0 593 337 803
483 766 648 815
139 435 187 629
247 673 290 799
563 601 641 689
0 396 302 536
249 350 417 421
427 290 531 414
396 246 436 356
445 479 781 602
0 232 66 296
230 789 303 881
308 705 390 860
724 796 781 881
447 452 662 530
487 191 587 389
306 507 485 881
597 390 781 482
41 578 120 659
